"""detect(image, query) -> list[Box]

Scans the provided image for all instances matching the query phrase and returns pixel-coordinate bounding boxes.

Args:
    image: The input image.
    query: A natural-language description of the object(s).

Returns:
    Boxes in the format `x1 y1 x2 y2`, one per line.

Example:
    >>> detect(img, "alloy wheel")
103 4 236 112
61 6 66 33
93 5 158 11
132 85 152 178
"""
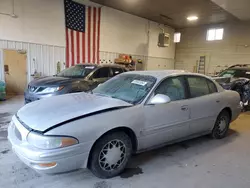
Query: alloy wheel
98 139 126 171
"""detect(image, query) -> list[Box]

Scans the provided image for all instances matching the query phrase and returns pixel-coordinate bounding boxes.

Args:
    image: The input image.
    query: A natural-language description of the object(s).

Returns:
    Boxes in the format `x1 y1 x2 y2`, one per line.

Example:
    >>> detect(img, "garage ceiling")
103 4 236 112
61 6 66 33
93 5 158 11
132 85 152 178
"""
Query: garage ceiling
211 0 250 20
90 0 239 28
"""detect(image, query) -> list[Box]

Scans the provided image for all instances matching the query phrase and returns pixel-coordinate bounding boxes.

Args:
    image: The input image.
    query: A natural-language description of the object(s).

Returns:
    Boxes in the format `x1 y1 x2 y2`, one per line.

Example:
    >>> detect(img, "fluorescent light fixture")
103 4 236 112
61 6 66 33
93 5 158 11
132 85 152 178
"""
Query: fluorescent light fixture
187 16 198 21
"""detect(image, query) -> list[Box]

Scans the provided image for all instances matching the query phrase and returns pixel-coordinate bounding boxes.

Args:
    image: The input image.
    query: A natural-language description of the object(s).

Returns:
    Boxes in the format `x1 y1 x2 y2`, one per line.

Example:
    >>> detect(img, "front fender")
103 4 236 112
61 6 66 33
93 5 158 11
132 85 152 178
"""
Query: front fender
44 105 143 152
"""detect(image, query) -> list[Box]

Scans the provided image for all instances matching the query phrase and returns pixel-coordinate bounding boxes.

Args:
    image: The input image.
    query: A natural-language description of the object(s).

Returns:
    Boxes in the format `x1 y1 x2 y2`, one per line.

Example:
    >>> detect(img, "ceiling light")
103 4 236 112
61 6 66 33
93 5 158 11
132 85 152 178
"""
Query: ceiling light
187 16 198 21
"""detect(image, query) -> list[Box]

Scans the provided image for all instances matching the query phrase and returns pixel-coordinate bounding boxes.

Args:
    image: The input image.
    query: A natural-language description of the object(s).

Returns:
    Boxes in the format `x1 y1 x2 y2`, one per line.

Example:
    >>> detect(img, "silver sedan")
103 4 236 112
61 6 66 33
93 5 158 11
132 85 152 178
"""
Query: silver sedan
8 70 241 178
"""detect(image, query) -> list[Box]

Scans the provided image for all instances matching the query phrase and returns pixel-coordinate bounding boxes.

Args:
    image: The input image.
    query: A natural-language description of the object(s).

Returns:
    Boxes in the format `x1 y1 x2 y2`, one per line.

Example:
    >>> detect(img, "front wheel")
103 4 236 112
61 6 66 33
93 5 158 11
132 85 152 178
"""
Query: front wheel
211 111 230 139
89 132 132 179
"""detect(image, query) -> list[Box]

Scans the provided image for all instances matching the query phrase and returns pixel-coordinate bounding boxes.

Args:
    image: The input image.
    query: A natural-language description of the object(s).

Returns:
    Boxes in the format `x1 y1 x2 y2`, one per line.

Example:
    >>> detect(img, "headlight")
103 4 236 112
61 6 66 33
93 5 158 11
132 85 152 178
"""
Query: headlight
37 86 64 94
27 132 78 150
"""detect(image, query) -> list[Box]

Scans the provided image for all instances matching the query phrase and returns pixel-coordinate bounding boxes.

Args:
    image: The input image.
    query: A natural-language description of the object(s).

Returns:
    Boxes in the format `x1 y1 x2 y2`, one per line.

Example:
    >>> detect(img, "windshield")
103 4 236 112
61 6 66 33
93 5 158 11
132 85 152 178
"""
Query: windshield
219 69 250 78
57 65 97 78
92 74 156 104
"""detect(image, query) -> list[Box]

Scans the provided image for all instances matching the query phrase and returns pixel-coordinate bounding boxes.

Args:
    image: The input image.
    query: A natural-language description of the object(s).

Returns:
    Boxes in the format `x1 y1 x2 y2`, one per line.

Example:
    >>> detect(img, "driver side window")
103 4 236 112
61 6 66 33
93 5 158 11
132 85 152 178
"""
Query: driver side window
155 77 186 101
92 67 110 79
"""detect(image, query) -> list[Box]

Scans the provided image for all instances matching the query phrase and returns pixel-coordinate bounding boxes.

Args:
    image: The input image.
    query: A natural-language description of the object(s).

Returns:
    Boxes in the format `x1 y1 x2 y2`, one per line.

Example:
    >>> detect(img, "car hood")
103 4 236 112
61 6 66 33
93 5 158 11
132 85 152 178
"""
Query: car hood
29 76 79 86
17 93 132 132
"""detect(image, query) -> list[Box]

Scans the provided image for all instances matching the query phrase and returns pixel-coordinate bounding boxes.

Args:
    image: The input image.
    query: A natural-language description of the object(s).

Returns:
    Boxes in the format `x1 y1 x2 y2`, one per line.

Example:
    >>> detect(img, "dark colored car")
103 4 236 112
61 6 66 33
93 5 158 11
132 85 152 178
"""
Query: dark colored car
219 67 250 79
213 65 250 110
24 64 127 103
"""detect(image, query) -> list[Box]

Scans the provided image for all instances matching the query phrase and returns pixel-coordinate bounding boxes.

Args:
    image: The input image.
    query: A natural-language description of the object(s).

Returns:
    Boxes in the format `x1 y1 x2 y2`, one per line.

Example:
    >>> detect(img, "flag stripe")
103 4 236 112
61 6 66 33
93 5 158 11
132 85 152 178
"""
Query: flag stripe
94 9 98 64
82 33 85 63
73 31 77 65
88 7 91 63
68 29 72 67
66 28 69 67
85 7 88 63
79 32 83 64
93 7 96 63
70 29 75 66
97 7 101 64
76 31 80 64
90 7 93 63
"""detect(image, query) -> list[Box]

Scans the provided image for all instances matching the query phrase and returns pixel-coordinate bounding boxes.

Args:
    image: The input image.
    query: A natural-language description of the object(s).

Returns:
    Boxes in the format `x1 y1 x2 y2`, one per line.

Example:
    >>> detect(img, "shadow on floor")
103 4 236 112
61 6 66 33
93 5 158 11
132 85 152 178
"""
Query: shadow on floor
127 129 239 169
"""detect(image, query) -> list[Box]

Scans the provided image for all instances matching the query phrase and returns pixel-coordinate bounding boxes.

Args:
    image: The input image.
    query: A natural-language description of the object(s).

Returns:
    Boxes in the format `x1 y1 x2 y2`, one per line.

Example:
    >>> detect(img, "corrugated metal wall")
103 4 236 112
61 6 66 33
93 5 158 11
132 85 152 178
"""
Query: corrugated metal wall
0 39 65 83
100 51 175 70
99 51 147 70
0 39 175 84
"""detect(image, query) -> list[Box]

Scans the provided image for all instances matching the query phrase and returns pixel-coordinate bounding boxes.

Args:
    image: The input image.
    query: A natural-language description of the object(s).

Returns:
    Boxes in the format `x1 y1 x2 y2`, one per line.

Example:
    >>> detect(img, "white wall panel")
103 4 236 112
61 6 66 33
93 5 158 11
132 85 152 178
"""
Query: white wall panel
147 57 175 70
0 0 65 46
175 23 250 75
100 7 176 70
100 7 148 55
148 22 176 59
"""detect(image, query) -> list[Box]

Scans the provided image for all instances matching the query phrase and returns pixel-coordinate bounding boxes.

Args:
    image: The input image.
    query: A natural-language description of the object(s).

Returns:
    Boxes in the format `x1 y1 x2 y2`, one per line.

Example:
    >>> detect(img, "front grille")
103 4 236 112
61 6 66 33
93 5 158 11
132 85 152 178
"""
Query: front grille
15 127 22 141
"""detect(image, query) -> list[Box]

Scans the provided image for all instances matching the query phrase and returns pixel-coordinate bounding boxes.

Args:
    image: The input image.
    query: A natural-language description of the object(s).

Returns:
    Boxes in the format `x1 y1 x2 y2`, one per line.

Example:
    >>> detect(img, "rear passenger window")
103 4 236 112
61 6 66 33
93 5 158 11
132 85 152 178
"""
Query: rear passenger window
207 80 217 93
187 77 210 98
92 67 110 79
111 68 123 77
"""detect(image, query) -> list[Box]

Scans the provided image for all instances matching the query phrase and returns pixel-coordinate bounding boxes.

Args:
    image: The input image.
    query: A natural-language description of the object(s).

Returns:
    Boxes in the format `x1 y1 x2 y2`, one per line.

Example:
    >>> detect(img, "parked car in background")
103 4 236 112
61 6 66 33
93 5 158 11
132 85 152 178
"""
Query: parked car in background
9 70 241 178
24 64 127 103
213 64 250 110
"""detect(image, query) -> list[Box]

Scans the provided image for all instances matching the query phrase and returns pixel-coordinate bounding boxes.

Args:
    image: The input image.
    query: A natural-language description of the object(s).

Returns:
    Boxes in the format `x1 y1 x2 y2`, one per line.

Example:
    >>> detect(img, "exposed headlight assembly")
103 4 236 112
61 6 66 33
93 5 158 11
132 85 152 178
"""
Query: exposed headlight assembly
27 132 78 150
37 86 64 94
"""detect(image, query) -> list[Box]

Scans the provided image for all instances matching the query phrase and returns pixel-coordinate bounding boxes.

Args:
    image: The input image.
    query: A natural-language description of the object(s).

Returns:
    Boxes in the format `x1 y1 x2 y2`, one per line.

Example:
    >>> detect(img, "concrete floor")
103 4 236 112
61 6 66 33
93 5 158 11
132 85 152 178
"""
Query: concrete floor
0 96 24 133
1 97 250 188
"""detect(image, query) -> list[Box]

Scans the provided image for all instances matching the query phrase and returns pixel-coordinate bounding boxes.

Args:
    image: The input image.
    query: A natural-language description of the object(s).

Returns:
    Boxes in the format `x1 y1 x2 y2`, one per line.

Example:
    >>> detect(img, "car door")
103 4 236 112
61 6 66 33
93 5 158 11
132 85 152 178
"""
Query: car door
185 76 222 135
88 67 111 89
141 76 191 149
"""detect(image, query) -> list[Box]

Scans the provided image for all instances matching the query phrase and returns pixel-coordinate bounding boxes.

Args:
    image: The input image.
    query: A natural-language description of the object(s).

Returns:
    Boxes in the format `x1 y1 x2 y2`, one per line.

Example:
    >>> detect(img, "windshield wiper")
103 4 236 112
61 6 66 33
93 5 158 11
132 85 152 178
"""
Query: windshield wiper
93 92 111 98
93 92 133 104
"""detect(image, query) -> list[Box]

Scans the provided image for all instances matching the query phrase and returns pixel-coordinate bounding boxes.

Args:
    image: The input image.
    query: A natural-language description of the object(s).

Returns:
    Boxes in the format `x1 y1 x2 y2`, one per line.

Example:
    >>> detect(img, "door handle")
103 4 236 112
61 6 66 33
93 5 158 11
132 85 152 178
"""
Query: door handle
216 100 220 103
181 105 188 111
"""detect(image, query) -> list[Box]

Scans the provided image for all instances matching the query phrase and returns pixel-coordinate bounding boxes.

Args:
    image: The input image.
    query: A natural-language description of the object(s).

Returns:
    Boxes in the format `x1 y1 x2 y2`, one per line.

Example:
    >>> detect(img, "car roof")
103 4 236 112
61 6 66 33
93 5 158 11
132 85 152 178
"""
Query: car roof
123 70 207 80
76 63 124 68
98 64 125 68
228 67 250 71
76 63 98 66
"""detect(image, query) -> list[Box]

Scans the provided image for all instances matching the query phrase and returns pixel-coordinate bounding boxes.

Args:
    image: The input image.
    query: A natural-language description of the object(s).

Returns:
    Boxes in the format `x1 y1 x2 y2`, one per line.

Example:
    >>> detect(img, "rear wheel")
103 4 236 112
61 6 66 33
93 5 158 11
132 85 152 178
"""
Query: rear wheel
89 132 132 179
211 111 230 139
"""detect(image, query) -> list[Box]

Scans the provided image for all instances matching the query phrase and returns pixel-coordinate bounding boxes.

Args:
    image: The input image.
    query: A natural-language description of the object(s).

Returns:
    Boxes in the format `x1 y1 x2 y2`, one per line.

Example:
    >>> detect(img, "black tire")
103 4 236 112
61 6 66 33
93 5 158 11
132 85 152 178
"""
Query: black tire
211 110 230 139
89 131 132 179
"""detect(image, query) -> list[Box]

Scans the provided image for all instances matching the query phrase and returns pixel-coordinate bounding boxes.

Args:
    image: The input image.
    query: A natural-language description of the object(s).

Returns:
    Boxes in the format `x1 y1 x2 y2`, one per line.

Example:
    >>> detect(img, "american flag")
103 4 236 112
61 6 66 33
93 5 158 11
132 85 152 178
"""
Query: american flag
64 0 101 67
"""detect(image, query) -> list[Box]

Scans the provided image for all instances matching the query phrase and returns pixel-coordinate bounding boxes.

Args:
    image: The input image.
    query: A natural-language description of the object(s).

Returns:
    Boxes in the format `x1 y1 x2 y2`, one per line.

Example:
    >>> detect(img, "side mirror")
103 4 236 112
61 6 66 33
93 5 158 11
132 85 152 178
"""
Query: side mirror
148 94 171 105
